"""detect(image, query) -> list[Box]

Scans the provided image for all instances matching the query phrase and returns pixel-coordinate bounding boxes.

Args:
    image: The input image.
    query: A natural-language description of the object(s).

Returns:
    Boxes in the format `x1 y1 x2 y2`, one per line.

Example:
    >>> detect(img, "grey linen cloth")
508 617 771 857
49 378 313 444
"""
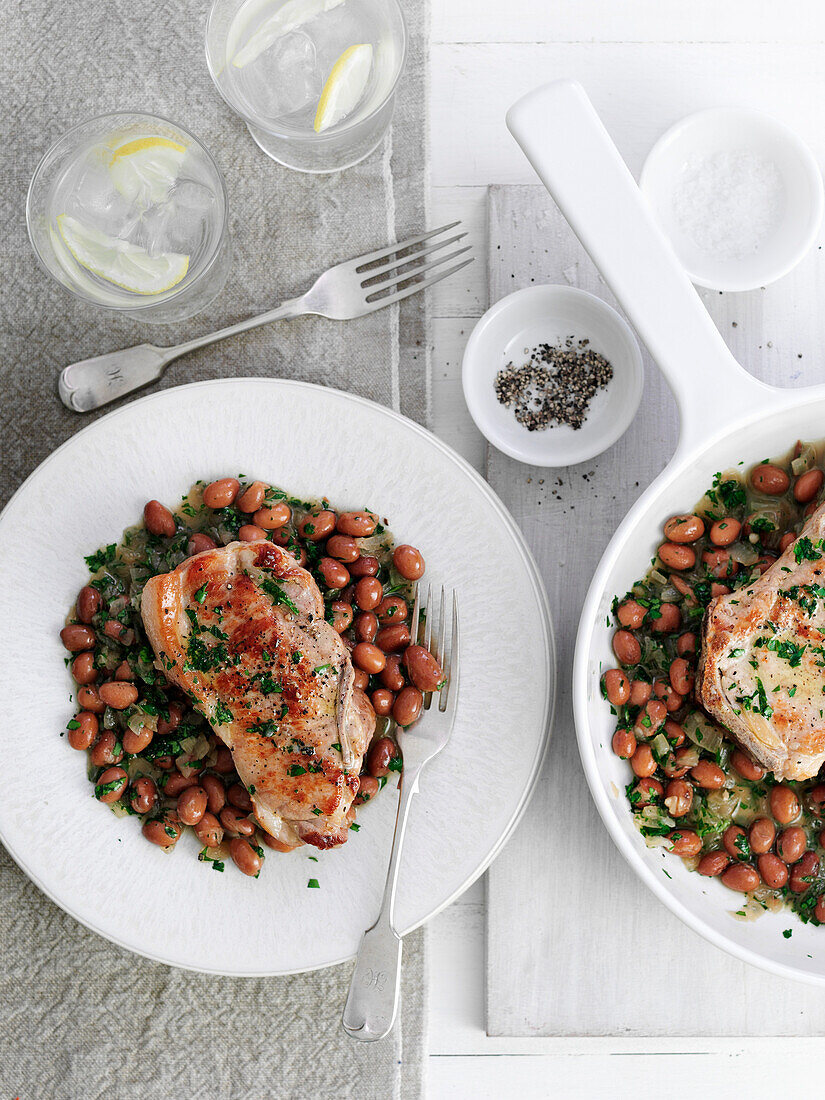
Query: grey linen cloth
0 0 429 1096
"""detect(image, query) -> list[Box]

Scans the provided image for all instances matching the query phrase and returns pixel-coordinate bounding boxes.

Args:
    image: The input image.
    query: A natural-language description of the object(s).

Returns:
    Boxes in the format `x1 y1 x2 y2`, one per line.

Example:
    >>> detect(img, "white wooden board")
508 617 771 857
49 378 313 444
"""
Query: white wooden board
431 43 825 188
484 184 825 1037
434 1 825 44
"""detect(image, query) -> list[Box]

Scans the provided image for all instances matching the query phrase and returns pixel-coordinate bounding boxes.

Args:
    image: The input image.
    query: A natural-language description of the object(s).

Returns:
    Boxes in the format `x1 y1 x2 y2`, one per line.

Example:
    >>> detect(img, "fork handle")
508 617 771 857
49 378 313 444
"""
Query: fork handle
342 763 422 1042
58 295 306 412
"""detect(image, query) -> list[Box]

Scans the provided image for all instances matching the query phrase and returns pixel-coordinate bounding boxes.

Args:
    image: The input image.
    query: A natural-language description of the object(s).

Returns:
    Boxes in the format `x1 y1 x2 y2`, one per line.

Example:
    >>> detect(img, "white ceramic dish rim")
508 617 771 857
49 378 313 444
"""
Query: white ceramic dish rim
639 106 825 293
509 80 825 985
0 377 556 976
461 284 644 467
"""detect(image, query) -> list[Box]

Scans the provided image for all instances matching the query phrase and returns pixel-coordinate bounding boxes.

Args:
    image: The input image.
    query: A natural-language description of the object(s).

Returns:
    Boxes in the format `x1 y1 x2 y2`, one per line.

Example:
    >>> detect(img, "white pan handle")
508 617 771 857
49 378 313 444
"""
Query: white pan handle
506 80 775 458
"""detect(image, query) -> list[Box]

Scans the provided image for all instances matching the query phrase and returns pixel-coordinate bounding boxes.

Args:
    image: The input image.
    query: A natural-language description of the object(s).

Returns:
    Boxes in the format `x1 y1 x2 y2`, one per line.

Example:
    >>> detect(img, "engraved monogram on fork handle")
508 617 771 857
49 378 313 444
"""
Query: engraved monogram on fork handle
58 299 303 413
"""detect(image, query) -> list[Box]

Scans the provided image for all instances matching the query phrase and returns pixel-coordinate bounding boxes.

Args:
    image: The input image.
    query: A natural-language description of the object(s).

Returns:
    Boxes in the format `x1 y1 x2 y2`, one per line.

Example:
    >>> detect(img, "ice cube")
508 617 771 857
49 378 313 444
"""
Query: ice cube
238 29 321 121
132 202 179 258
136 181 216 257
170 178 217 216
66 149 141 241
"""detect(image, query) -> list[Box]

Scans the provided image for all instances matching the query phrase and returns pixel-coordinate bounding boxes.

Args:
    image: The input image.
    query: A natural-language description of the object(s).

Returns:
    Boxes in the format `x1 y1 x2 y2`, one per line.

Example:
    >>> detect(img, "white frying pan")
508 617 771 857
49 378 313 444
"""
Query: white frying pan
508 80 825 983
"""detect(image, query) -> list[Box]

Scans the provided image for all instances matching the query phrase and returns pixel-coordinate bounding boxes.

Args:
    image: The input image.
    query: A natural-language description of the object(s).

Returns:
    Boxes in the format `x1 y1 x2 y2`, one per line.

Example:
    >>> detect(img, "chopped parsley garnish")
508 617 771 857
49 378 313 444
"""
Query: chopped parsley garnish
260 578 299 616
780 583 825 616
214 701 233 724
288 764 307 777
254 672 283 694
750 515 776 534
307 878 320 888
198 848 225 871
736 677 773 720
692 580 713 607
184 634 228 673
194 583 208 604
85 544 117 572
794 537 825 563
734 833 751 860
94 777 124 800
249 719 279 738
754 636 807 667
708 473 747 512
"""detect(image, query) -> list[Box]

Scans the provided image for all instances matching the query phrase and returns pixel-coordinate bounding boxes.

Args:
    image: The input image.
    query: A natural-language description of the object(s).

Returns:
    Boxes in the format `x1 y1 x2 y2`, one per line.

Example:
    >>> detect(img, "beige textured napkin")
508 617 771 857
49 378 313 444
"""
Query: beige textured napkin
0 848 426 1099
0 0 429 1095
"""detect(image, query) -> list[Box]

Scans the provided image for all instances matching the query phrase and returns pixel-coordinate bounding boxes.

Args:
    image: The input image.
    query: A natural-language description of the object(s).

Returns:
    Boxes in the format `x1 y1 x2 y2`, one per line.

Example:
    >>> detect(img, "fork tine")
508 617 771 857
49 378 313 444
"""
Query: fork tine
425 586 447 712
360 232 468 287
366 246 472 302
423 584 433 651
353 222 461 273
365 254 475 310
435 586 446 665
440 591 459 713
426 589 446 708
410 582 421 646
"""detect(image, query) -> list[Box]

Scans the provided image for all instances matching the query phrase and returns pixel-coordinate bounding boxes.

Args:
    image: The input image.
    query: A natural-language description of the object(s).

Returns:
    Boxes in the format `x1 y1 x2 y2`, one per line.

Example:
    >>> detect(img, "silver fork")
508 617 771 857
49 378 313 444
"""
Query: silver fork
58 223 473 413
342 585 460 1043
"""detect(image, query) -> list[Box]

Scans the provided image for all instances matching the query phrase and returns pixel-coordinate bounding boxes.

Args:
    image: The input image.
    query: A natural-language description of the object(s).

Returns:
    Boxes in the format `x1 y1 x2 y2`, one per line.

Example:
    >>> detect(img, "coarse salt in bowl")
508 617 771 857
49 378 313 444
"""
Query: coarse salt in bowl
640 107 824 292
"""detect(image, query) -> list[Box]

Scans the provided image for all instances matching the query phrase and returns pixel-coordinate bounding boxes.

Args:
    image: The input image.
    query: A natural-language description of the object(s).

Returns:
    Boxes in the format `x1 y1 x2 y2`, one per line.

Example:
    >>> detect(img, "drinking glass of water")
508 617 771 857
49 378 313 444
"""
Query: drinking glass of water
205 0 407 173
26 113 232 324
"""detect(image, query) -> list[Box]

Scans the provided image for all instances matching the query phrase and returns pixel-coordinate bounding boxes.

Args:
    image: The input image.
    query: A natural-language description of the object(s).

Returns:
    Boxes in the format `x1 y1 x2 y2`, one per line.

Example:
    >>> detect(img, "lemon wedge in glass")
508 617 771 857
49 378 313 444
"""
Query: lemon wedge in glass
230 0 345 68
56 214 189 296
313 43 373 133
110 136 186 205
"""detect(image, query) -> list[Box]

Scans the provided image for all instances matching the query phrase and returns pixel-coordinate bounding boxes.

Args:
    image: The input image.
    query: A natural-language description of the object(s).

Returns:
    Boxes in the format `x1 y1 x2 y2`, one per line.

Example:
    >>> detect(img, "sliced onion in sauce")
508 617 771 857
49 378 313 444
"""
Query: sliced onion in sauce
791 443 816 476
683 711 724 755
729 543 759 566
705 788 742 822
636 804 675 836
749 499 795 530
651 732 670 760
128 709 158 734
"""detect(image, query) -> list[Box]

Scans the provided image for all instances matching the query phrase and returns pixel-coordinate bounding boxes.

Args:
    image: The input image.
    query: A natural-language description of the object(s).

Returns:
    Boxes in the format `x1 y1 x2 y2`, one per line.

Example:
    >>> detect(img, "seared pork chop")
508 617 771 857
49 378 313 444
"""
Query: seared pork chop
697 502 825 780
141 540 374 849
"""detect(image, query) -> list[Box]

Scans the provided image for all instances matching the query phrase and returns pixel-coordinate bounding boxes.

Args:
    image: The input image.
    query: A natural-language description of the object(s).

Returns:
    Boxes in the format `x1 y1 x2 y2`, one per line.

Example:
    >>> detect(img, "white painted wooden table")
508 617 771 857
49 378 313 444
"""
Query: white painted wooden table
424 2 825 1095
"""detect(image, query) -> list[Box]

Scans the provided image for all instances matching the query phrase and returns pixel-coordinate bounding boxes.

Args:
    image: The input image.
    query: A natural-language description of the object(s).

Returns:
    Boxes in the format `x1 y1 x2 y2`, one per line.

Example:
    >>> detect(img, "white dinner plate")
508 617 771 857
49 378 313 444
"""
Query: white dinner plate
0 378 554 975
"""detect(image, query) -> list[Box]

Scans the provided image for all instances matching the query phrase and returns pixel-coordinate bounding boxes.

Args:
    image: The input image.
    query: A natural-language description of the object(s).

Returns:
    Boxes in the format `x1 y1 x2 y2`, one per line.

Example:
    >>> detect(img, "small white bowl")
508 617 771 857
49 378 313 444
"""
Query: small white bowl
461 285 644 467
640 107 824 292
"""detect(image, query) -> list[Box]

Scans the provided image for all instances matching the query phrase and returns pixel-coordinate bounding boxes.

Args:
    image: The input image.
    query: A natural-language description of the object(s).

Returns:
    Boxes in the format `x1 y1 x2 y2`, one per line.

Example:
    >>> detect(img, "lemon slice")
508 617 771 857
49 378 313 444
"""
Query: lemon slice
110 136 186 205
56 214 189 296
231 0 345 68
313 43 373 133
